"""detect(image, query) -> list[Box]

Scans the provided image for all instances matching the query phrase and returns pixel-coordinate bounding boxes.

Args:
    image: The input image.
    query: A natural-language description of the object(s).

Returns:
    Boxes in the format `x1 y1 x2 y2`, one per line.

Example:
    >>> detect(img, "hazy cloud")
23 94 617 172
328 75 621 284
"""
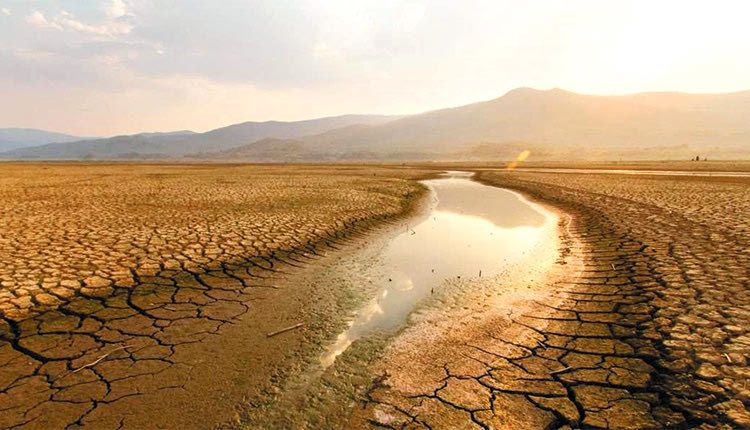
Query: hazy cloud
55 10 134 36
26 11 62 30
3 0 750 136
105 0 129 19
26 1 134 37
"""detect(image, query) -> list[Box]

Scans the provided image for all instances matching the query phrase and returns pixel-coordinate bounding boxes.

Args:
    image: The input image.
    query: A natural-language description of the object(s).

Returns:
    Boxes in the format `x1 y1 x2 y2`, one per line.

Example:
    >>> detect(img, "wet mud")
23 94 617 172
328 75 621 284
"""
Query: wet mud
321 173 551 367
322 170 750 429
4 165 747 429
242 173 564 429
448 171 750 429
0 186 429 429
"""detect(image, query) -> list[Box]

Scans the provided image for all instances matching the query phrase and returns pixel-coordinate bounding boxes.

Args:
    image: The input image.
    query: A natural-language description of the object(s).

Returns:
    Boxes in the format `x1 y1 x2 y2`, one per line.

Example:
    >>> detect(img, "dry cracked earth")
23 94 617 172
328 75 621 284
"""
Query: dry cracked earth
355 171 750 430
2 163 750 429
0 163 428 429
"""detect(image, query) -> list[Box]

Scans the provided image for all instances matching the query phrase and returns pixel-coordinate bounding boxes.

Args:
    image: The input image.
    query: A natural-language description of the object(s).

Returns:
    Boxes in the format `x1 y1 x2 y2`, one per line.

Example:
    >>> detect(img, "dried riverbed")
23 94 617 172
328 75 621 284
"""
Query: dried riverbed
5 163 741 429
242 168 750 429
241 172 561 428
0 164 432 429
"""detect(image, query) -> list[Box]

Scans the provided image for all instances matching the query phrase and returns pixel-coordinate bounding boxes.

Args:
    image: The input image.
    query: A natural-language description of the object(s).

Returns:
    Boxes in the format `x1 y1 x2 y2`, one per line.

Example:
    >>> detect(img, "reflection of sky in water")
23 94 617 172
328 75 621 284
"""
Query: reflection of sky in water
320 175 552 367
435 177 546 229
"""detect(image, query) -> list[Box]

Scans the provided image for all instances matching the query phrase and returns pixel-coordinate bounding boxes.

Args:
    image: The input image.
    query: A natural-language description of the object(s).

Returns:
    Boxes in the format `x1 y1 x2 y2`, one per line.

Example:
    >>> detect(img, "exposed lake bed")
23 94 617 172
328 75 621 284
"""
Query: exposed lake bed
4 163 745 428
321 172 554 367
243 172 564 428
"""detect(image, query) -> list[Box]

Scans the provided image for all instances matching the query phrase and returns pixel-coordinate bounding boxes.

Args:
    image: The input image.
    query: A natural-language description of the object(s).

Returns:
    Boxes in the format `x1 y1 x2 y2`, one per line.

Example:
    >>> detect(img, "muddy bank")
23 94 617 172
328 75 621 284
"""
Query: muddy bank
466 171 750 428
346 182 574 429
249 169 750 429
319 173 551 366
239 173 564 428
0 169 432 430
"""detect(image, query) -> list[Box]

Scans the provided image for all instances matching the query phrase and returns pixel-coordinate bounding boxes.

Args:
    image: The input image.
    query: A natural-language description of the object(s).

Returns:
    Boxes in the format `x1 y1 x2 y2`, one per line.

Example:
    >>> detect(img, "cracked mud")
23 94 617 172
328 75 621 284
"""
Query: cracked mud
2 164 749 429
0 164 429 429
353 171 750 430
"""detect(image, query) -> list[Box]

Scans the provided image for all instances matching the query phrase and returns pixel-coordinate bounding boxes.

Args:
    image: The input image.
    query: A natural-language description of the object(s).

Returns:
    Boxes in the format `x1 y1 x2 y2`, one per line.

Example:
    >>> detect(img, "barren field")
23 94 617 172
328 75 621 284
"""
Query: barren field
471 171 750 428
1 162 749 429
340 169 750 430
0 164 427 320
0 163 431 429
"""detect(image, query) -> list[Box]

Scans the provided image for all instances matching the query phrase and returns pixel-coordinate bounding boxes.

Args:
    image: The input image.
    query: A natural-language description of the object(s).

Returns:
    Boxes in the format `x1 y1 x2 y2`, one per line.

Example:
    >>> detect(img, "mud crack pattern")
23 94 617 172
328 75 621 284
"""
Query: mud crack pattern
0 164 428 429
355 172 750 430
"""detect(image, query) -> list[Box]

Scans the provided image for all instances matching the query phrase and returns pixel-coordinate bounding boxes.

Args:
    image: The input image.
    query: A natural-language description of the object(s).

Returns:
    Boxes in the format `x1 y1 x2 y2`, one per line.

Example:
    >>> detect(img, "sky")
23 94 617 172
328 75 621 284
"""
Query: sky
2 0 750 136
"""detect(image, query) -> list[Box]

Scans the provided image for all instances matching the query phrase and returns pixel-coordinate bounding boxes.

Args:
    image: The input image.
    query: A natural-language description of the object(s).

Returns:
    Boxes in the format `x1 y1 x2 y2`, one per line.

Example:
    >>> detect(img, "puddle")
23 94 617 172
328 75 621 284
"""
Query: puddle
320 172 553 367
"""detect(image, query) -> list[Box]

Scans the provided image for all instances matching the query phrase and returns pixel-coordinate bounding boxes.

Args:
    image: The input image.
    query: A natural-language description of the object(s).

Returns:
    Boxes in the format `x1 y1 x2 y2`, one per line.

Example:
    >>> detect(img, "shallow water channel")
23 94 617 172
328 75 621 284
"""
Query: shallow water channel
321 172 553 366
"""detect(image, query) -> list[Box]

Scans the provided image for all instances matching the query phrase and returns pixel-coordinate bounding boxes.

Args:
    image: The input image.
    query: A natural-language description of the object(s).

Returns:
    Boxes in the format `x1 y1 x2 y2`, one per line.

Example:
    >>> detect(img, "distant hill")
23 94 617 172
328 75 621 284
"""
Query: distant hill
5 88 750 161
0 128 87 152
194 87 750 161
2 115 402 159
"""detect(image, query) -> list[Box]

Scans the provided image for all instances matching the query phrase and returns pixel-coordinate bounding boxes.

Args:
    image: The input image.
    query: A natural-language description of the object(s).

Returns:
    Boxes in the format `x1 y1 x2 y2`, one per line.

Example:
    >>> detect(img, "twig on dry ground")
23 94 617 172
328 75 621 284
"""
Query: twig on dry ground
267 323 303 338
73 345 134 373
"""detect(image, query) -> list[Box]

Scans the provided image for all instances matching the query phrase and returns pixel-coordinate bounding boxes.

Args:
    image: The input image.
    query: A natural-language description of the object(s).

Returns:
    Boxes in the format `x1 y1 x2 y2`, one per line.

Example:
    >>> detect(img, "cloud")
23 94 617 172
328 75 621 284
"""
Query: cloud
55 10 134 36
26 11 63 30
7 0 750 136
26 2 134 37
105 0 129 19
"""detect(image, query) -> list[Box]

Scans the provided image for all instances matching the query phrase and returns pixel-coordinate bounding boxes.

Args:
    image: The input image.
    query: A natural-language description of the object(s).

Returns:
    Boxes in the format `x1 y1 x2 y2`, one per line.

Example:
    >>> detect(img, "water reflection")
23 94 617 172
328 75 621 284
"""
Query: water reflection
320 172 553 367
435 177 546 228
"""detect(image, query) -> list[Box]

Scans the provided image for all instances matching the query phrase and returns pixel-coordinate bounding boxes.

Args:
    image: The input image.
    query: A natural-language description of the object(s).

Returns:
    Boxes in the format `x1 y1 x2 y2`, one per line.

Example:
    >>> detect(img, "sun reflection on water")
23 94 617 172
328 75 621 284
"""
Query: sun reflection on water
320 173 554 368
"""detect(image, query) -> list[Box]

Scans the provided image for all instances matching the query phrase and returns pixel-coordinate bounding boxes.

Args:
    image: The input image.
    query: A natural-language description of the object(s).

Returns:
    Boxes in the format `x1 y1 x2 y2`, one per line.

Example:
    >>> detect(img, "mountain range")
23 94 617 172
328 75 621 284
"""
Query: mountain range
0 128 88 152
0 115 400 160
3 88 750 161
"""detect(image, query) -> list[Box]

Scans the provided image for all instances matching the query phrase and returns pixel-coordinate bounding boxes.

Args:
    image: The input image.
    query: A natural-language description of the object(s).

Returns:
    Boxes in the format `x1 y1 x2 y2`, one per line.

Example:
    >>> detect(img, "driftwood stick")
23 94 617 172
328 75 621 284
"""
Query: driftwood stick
73 345 133 373
267 323 303 338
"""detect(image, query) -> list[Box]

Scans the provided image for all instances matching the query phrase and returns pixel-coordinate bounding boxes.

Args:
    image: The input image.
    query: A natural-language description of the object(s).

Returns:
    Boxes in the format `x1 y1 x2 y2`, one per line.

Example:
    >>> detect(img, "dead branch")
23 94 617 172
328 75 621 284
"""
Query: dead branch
73 345 133 373
266 322 303 337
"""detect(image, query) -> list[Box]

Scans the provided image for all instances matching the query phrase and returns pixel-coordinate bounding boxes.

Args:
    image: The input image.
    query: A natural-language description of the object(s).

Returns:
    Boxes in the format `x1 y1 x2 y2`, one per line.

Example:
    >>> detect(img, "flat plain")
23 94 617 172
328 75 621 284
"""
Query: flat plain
1 162 749 429
0 163 430 429
336 166 750 430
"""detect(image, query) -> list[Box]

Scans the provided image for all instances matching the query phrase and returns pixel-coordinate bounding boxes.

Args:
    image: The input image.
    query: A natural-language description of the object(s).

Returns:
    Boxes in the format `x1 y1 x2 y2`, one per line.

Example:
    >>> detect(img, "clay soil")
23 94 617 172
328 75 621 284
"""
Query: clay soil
0 163 433 429
2 162 749 429
347 168 750 429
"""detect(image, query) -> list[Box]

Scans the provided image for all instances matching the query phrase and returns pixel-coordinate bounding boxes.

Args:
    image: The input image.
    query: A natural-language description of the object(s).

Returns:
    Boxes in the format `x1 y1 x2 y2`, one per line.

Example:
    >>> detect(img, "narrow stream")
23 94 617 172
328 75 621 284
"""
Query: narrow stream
321 172 553 366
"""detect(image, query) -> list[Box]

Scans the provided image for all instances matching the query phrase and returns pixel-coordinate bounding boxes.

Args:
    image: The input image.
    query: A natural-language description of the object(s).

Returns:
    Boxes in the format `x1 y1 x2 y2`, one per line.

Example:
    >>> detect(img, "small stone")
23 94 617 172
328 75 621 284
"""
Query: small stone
51 287 75 298
4 308 29 320
737 390 750 403
728 353 747 366
725 325 745 335
695 352 726 366
114 277 136 288
693 379 725 395
710 331 728 346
